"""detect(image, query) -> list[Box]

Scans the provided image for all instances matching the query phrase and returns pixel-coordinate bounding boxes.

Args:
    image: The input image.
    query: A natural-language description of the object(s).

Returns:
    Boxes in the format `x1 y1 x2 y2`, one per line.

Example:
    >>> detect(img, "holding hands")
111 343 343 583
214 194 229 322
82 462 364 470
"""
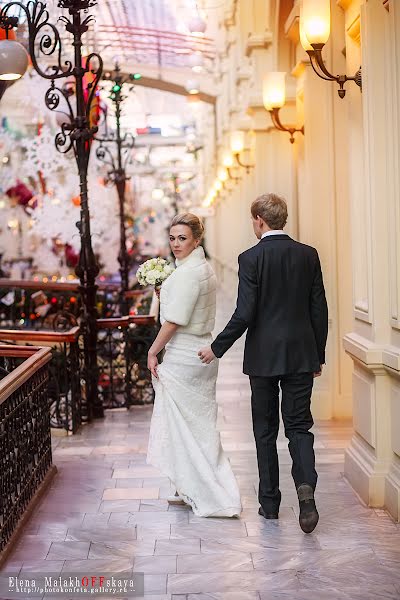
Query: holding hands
198 346 216 364
314 365 323 378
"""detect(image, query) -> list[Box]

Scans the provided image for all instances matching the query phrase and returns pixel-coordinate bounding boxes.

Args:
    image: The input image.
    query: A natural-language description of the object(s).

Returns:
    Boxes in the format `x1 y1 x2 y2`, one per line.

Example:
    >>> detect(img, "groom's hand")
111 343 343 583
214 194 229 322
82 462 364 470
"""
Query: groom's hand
314 365 323 378
198 346 216 364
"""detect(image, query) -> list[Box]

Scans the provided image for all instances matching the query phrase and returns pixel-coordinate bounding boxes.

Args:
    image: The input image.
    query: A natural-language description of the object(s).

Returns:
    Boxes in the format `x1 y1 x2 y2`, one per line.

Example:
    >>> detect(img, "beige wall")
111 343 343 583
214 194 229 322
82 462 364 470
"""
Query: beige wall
204 0 400 520
342 0 400 522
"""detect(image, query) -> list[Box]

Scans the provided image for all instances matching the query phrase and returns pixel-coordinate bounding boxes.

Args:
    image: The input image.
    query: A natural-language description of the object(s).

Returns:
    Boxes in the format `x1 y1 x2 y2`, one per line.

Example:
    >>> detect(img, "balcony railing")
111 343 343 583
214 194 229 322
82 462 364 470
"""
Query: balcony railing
0 278 142 330
0 328 83 434
0 345 56 558
0 293 159 432
97 297 159 409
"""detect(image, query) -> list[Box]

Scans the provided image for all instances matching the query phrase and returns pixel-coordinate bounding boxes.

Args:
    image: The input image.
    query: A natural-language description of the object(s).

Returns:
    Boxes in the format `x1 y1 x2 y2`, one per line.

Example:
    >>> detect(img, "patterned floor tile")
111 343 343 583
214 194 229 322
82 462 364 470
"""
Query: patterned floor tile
3 294 399 599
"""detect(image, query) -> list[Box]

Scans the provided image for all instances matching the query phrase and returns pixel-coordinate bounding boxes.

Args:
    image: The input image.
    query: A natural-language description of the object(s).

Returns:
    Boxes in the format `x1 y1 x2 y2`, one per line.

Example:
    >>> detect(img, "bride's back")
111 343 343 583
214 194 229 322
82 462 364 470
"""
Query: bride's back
160 246 216 336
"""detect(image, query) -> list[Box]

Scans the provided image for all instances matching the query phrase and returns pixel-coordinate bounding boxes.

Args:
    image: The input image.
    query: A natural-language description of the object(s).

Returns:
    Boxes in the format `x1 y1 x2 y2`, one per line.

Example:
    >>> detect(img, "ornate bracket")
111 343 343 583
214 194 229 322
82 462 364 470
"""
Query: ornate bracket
269 107 304 144
307 44 362 99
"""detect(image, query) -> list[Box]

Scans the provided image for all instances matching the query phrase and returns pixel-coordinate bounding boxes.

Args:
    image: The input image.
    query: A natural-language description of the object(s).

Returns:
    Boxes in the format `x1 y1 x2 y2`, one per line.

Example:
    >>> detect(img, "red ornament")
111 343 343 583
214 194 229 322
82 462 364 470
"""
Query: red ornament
72 195 80 207
98 374 110 388
0 28 16 41
6 181 33 206
65 243 79 268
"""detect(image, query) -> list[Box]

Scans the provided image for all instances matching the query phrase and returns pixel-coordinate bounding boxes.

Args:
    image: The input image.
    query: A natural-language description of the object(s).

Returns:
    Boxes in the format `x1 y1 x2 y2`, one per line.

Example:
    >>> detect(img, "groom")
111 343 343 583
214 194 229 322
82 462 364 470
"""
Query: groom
198 193 328 534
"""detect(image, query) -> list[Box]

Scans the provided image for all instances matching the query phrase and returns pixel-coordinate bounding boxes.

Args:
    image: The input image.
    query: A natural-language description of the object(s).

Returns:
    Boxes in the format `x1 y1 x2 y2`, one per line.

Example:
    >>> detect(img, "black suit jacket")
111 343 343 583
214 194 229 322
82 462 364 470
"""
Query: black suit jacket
211 234 328 377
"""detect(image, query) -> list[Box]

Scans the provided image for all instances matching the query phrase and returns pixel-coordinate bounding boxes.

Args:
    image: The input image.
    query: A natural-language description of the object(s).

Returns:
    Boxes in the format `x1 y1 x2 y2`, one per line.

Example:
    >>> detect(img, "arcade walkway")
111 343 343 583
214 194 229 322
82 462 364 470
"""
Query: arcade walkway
1 297 400 599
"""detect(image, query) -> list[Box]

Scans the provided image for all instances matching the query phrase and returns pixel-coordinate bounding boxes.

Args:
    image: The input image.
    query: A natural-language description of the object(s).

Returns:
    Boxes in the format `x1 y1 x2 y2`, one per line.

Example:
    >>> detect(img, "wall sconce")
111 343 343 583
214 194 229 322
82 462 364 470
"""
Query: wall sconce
230 130 254 173
263 72 304 144
218 165 237 191
217 167 229 183
214 179 223 193
222 151 241 182
203 190 215 208
300 0 362 99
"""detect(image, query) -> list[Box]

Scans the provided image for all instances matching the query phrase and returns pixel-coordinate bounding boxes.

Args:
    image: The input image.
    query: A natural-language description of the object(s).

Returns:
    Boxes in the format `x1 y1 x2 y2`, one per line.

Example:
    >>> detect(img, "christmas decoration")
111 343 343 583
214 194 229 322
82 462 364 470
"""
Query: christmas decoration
6 181 33 206
21 125 68 178
65 243 79 268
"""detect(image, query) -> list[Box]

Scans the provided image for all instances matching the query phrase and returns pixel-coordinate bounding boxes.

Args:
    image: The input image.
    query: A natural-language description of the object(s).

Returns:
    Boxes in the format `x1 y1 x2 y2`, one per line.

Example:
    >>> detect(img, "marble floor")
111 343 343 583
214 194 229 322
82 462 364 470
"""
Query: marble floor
1 296 400 600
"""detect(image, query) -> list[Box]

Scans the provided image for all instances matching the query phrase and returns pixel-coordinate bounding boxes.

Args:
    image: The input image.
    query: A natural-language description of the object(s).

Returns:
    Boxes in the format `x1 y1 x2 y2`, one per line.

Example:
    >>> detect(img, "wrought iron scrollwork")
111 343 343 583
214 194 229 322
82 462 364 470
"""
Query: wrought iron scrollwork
96 142 116 174
2 2 69 80
95 63 136 312
0 0 104 419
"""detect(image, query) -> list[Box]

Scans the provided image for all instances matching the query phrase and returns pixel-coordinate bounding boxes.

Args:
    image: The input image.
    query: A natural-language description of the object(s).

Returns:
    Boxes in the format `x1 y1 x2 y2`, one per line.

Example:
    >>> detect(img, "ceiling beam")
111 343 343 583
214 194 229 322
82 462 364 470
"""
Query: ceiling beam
131 75 216 105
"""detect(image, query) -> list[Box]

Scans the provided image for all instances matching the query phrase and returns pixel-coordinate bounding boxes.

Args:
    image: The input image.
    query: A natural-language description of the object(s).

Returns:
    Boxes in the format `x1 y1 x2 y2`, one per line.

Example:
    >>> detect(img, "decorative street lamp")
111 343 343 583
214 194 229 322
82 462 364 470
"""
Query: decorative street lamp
0 0 104 420
96 63 138 315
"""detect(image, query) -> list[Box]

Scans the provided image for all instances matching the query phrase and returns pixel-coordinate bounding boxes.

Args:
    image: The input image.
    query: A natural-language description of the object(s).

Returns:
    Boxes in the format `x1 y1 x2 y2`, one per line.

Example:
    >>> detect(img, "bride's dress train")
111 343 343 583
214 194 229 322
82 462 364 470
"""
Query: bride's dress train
147 331 242 517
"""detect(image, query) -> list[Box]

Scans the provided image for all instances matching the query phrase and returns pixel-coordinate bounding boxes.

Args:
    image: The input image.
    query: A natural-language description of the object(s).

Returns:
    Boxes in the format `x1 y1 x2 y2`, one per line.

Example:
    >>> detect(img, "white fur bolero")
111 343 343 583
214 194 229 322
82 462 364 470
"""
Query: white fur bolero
159 246 216 335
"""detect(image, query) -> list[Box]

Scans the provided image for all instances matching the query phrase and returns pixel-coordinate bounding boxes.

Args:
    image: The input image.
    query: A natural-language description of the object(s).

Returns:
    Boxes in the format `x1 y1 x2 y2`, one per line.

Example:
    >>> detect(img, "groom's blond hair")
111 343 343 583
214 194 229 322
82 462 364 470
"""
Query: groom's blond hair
251 193 288 230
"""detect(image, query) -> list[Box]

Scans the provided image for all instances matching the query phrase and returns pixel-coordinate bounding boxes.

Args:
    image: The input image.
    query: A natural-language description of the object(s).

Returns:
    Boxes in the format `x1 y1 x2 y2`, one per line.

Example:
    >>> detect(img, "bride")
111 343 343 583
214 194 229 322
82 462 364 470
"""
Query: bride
146 213 242 518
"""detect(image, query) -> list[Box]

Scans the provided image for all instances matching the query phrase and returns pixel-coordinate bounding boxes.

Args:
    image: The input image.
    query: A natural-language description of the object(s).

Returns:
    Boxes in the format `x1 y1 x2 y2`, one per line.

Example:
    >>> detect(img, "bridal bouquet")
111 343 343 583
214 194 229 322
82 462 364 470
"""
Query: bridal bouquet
136 257 174 288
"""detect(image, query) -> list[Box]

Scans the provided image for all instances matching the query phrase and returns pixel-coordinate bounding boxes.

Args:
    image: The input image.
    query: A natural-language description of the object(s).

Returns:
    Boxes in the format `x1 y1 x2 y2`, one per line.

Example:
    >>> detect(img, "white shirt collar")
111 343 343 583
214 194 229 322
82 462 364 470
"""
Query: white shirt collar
261 230 285 239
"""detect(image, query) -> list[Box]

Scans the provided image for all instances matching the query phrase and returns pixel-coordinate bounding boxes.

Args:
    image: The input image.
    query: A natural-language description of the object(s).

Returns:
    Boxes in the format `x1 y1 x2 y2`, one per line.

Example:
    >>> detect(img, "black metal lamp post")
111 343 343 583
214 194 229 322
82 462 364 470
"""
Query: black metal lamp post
95 63 137 315
0 0 104 419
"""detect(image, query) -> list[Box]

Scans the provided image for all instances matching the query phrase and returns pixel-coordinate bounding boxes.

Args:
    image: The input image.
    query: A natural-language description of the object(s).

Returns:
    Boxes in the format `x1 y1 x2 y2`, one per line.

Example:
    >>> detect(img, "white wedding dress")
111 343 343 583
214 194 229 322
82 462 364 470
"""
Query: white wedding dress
146 248 242 518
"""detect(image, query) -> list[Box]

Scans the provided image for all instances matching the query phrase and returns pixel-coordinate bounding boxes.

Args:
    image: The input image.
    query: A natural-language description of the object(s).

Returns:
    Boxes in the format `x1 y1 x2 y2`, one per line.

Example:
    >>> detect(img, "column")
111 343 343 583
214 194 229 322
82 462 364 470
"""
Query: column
343 0 400 519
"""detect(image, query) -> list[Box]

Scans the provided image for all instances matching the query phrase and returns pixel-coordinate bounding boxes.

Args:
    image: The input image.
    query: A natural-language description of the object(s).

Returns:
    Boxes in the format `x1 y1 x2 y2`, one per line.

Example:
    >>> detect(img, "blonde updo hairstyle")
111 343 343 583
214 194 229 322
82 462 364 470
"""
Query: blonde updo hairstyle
170 213 205 242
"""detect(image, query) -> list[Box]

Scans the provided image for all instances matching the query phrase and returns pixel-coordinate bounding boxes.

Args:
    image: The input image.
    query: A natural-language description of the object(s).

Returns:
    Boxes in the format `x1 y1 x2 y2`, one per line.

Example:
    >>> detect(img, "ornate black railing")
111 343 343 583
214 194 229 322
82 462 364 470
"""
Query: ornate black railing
0 291 158 432
96 311 159 409
0 328 83 434
0 279 143 330
0 278 158 435
0 345 55 556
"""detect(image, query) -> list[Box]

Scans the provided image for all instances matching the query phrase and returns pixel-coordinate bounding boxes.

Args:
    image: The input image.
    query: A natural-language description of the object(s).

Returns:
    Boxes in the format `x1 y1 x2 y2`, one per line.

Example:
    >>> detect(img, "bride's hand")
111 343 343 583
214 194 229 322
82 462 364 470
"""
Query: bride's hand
147 352 159 378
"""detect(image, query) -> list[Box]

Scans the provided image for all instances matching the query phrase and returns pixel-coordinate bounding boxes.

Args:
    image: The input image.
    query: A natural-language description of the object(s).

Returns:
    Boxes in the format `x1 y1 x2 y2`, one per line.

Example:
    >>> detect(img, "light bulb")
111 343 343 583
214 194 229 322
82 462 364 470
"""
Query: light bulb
222 151 233 168
218 167 228 182
263 72 286 111
0 40 29 81
152 188 164 201
188 16 207 35
301 0 331 46
230 130 245 154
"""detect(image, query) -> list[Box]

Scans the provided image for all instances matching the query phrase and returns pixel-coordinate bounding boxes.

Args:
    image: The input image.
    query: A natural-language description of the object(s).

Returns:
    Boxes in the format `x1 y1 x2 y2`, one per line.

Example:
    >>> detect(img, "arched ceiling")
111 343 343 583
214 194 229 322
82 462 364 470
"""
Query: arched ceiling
0 0 222 202
0 0 218 71
92 1 217 71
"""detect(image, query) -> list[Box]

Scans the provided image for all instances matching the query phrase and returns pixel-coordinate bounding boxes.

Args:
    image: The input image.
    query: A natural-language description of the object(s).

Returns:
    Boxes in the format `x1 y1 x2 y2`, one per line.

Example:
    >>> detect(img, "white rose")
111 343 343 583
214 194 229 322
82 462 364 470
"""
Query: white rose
146 274 156 285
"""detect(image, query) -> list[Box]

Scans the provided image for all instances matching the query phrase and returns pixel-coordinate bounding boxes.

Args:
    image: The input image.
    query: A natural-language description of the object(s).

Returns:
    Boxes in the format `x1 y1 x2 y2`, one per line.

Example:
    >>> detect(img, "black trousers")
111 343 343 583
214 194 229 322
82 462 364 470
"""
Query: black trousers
249 373 317 513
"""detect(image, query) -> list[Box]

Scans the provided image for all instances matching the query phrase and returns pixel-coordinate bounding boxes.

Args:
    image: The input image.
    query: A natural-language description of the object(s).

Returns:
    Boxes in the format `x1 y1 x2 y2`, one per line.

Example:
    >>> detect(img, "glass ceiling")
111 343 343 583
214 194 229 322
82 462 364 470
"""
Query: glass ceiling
0 0 217 70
